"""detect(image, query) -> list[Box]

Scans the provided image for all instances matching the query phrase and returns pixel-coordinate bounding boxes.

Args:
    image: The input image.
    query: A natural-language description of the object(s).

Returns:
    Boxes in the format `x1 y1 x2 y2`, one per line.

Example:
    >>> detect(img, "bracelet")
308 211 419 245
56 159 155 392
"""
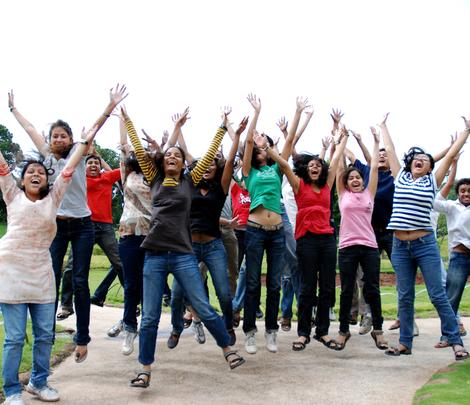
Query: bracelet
103 113 110 118
80 140 89 145
260 145 269 151
9 107 15 112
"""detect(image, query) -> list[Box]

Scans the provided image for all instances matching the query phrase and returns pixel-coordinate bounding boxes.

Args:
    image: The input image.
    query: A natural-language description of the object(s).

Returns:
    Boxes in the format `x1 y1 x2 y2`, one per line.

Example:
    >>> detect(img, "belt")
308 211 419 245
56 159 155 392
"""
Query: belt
56 215 91 222
247 219 283 231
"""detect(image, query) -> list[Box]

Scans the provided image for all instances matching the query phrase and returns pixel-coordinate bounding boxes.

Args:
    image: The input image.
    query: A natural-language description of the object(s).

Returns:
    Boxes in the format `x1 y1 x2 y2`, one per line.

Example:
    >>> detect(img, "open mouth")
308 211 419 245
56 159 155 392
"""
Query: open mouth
31 179 41 185
414 161 424 169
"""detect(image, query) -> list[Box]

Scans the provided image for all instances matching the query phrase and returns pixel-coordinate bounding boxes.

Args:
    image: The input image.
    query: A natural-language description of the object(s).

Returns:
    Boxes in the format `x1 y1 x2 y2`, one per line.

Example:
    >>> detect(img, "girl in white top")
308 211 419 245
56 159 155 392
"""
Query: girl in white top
0 127 96 405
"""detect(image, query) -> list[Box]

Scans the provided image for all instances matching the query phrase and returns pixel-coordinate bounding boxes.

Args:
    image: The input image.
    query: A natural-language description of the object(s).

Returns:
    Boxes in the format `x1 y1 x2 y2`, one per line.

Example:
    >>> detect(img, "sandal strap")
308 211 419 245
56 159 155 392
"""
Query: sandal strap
131 371 151 383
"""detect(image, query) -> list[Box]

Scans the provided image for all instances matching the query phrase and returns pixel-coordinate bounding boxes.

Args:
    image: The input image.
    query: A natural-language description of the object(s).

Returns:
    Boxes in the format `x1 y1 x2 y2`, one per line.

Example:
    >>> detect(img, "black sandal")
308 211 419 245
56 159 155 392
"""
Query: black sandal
130 371 151 388
56 309 74 321
314 335 338 350
167 332 181 349
335 331 351 351
292 336 310 351
385 345 412 356
371 330 388 350
224 351 245 370
453 345 470 361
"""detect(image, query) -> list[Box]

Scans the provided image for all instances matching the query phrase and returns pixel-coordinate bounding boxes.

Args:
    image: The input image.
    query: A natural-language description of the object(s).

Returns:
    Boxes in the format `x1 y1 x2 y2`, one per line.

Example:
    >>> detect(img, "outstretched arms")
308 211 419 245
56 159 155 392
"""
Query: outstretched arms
367 128 381 198
327 126 349 189
379 113 401 177
242 94 261 177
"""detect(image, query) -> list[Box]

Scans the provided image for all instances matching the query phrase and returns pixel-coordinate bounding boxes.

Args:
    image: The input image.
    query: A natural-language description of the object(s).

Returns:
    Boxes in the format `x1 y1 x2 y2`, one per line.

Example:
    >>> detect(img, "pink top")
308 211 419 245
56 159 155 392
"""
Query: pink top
338 189 377 249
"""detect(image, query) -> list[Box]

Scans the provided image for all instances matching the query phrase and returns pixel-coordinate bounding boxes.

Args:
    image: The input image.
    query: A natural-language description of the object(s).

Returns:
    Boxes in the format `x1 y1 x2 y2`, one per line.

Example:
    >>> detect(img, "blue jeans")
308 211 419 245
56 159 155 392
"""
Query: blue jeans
446 252 470 318
1 303 55 397
280 206 299 319
243 225 285 334
119 235 146 333
139 251 230 366
51 216 94 345
391 233 462 349
91 222 124 302
171 238 233 333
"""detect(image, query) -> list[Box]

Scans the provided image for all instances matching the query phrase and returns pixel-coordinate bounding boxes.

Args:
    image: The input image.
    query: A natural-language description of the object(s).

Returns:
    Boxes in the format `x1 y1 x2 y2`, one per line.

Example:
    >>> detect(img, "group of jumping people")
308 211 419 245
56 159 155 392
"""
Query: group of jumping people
0 86 469 405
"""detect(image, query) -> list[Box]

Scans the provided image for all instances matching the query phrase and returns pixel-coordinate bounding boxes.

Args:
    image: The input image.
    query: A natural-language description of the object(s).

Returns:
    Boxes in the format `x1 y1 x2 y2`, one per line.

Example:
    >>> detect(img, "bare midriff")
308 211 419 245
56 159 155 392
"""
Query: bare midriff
192 232 216 243
453 244 470 254
248 205 282 226
394 230 431 241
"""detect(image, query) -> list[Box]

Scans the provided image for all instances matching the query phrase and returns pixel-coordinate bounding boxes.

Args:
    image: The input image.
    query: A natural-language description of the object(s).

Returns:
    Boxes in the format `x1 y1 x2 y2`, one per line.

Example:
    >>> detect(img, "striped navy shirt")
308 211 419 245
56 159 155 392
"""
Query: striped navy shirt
387 168 437 231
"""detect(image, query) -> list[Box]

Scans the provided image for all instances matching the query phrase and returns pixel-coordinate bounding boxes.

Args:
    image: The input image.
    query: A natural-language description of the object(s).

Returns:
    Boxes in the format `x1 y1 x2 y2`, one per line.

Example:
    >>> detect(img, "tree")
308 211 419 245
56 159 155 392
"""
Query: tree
0 124 23 221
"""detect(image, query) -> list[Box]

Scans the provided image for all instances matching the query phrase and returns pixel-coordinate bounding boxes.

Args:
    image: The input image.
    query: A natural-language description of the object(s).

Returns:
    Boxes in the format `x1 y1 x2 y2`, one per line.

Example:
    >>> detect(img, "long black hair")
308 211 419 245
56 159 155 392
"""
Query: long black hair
293 153 329 188
250 135 275 170
153 145 187 183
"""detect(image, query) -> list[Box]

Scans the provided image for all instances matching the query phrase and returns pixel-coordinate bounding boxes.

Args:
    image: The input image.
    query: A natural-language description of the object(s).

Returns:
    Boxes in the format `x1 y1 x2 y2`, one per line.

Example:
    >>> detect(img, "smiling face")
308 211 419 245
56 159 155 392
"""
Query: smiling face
21 163 48 200
346 169 364 193
86 157 101 177
163 147 184 177
50 126 73 156
202 160 217 181
307 159 323 182
378 149 390 171
458 183 470 207
411 154 432 178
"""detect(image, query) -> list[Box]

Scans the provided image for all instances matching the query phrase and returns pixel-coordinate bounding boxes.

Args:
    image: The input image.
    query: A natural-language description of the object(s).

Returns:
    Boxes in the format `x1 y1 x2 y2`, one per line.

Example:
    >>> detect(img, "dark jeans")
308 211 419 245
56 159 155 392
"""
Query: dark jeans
60 253 74 311
446 252 470 316
242 225 285 334
297 233 337 338
119 235 146 333
51 216 94 345
221 226 239 296
91 222 124 302
374 229 393 260
338 245 383 333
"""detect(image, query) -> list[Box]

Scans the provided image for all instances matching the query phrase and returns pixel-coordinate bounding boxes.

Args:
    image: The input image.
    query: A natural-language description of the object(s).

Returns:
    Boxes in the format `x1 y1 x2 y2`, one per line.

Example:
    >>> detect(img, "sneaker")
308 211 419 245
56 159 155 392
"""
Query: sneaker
122 331 138 355
413 320 419 337
256 308 264 319
359 315 373 335
265 331 278 353
107 320 123 338
4 393 25 405
329 308 336 321
25 382 60 402
245 331 257 354
459 323 467 337
193 321 206 344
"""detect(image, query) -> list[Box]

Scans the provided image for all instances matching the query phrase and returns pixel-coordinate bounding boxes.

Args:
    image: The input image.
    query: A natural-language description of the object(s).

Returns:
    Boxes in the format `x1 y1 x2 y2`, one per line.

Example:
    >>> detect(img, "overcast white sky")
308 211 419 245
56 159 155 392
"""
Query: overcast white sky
1 0 469 177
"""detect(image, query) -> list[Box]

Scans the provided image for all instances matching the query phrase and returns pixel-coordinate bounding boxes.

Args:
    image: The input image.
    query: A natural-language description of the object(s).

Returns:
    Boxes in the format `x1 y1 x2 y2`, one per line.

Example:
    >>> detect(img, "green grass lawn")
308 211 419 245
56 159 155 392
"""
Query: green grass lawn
414 360 470 404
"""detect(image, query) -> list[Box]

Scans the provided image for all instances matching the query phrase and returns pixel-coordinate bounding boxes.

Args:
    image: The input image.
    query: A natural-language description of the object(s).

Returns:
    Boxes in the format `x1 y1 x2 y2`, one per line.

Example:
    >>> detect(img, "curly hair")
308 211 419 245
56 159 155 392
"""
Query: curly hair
403 147 435 172
20 159 55 199
293 154 329 188
455 178 470 195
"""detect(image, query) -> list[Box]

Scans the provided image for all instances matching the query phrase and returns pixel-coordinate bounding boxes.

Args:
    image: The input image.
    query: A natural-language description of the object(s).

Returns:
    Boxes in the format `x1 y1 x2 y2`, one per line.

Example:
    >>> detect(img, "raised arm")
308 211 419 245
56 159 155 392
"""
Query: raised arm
433 133 456 163
190 114 228 186
327 125 349 189
319 136 332 161
168 108 190 148
142 129 162 154
64 126 98 173
350 130 372 165
176 129 194 165
242 94 261 177
221 116 248 194
121 107 157 183
434 116 469 187
344 148 357 164
378 113 401 177
8 90 48 156
281 97 310 160
367 128 381 198
440 154 460 199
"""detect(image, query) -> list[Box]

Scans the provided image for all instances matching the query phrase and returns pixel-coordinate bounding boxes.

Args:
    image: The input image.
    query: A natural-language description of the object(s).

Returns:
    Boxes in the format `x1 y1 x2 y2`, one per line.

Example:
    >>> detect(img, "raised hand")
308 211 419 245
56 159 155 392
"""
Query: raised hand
296 96 311 112
450 132 457 145
221 108 231 127
304 108 314 119
333 124 347 144
142 129 158 152
8 90 15 111
236 116 249 136
461 115 470 130
253 129 268 149
120 106 129 121
330 108 344 125
172 107 190 127
277 116 288 133
370 127 380 144
81 125 99 143
161 130 169 148
379 112 390 126
247 93 261 113
322 135 332 149
350 130 362 142
110 83 128 106
222 106 232 117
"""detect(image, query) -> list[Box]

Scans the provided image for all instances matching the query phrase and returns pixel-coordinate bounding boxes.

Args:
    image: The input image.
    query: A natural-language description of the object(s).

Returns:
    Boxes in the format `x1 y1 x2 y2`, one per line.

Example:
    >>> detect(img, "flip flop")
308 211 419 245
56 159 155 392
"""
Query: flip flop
434 341 450 349
74 346 88 363
385 346 412 356
130 371 151 388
